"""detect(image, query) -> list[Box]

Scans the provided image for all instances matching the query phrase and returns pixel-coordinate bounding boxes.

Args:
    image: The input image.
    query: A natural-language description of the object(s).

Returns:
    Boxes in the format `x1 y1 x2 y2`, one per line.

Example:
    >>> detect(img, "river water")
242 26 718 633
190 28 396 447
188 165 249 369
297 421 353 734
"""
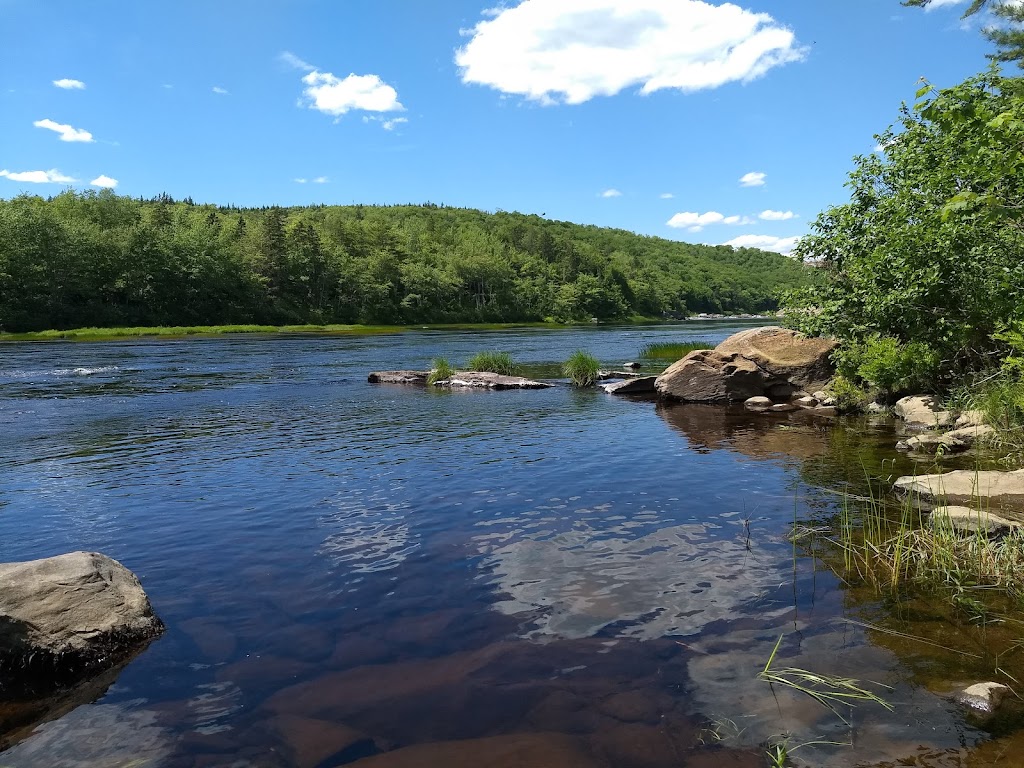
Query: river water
0 322 1020 767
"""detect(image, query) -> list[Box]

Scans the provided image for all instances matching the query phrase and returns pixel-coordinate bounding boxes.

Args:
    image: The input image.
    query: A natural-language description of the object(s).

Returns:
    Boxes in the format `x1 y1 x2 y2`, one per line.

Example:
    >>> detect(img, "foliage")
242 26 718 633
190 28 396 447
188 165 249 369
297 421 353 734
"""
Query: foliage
783 70 1024 386
638 340 713 361
826 375 873 413
466 351 517 375
563 350 600 387
904 0 1024 67
833 334 940 397
427 357 454 386
0 191 814 333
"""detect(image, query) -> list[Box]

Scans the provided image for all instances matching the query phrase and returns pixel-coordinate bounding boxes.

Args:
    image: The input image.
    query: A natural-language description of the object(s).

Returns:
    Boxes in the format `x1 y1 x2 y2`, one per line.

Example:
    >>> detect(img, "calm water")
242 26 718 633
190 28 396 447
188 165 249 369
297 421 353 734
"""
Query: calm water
0 323 1016 767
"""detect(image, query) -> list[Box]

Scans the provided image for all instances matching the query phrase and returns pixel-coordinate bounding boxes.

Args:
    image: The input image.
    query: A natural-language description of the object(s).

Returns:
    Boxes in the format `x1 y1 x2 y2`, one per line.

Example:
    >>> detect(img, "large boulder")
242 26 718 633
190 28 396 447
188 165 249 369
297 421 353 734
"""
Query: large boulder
713 326 836 390
655 350 768 402
0 552 163 697
894 395 953 429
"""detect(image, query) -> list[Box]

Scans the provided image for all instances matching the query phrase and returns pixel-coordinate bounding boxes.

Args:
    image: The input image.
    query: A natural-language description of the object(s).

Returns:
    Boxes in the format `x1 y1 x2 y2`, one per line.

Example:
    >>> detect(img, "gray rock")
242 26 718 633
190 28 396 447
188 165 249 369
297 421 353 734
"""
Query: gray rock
794 396 819 408
945 424 996 447
955 410 987 429
893 469 1024 519
770 403 800 413
713 326 837 391
602 377 657 395
894 395 953 429
744 396 773 411
654 350 768 402
867 402 888 414
441 372 552 390
367 370 428 385
811 406 839 417
765 382 798 400
622 362 641 370
0 552 163 696
929 506 1019 535
899 433 968 455
954 682 1011 715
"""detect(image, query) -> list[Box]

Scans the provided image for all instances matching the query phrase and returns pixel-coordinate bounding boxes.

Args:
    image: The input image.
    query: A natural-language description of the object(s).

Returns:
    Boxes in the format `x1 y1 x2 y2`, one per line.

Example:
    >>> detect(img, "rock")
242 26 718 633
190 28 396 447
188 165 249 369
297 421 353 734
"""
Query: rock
0 552 163 697
956 410 987 428
954 682 1012 715
794 396 818 408
368 371 428 385
930 506 1020 536
655 350 768 402
602 377 657 395
765 381 798 400
346 733 600 768
893 469 1024 518
867 402 888 414
623 362 641 370
769 403 799 413
812 406 839 417
812 389 837 407
713 326 837 391
898 433 968 455
268 714 378 768
439 372 551 390
894 395 953 429
744 396 773 411
945 424 996 447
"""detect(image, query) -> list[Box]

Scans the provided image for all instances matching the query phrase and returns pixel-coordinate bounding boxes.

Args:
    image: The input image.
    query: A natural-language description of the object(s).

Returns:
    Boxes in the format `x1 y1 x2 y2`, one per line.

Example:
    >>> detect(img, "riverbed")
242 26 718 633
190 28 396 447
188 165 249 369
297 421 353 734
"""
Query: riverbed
1 322 1020 767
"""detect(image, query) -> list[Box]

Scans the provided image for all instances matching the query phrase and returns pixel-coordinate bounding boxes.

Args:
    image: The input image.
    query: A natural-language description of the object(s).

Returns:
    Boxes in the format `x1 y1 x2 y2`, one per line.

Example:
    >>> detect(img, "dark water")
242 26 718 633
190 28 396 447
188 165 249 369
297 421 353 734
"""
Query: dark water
0 323 1018 767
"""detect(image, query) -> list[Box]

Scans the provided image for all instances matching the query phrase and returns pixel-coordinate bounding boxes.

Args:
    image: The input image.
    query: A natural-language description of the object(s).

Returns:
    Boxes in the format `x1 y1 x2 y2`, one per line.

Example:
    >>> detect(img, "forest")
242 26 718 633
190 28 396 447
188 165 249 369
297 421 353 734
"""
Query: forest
0 192 813 333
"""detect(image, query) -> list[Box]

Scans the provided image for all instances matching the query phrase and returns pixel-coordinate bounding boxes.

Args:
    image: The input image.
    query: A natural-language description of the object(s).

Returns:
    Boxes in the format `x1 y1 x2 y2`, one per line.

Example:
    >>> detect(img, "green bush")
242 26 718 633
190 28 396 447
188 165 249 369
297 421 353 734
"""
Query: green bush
467 351 517 376
826 375 872 413
427 357 454 386
834 334 940 398
563 350 600 387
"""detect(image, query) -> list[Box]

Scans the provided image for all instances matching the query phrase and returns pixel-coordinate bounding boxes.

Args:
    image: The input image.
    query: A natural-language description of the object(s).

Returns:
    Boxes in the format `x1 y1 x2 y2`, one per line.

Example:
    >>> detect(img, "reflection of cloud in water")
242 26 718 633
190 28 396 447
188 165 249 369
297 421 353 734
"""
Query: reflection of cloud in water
478 520 789 639
318 491 419 574
1 702 171 767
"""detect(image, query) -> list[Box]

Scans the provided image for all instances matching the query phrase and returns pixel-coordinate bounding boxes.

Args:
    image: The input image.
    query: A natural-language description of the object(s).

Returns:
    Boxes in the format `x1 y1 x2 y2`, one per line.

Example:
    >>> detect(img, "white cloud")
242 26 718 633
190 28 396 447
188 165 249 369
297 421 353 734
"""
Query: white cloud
722 214 755 225
279 51 316 72
739 171 766 187
53 78 85 90
293 178 308 184
212 86 229 95
667 210 754 232
312 176 329 183
301 71 404 117
759 209 795 221
382 117 408 131
90 175 118 188
33 118 93 143
601 188 622 198
659 192 674 199
0 168 77 184
924 0 966 9
722 233 800 255
455 0 805 105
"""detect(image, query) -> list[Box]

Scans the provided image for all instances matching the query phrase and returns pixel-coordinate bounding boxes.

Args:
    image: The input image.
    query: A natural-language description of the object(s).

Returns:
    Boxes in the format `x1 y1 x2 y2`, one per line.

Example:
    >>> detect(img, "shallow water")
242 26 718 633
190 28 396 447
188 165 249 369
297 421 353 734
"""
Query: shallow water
0 323 1019 767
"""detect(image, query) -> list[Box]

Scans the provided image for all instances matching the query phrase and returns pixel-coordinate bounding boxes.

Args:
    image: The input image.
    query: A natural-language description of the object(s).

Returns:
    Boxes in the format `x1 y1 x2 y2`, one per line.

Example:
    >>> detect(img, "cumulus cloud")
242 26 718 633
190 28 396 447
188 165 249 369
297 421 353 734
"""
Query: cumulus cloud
739 171 766 187
301 71 404 117
53 78 85 90
722 233 800 255
33 118 93 143
90 175 118 188
601 188 622 198
759 209 795 221
659 192 674 199
455 0 805 105
212 86 229 95
0 168 77 183
667 210 753 232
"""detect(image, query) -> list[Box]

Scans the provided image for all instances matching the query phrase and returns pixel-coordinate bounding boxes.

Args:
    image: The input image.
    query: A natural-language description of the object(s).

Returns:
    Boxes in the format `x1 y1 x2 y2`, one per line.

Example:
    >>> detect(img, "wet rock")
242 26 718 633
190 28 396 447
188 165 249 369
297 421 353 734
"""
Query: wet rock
268 714 378 768
440 372 552 390
0 552 163 697
744 396 772 411
623 361 641 370
769 403 799 413
602 377 657 395
346 733 600 768
713 326 836 391
897 433 968 455
764 381 797 401
793 396 818 408
955 682 1011 715
811 406 839 417
655 350 768 403
894 395 953 429
367 371 428 385
929 506 1020 535
597 690 662 724
893 469 1024 517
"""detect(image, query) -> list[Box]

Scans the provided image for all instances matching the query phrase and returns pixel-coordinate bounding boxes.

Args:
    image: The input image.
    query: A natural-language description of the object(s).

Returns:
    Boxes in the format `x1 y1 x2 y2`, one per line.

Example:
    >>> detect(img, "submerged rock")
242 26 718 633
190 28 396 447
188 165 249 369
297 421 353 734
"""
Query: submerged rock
344 733 599 768
0 552 163 698
436 372 551 390
897 433 968 455
929 506 1020 535
368 371 429 385
894 395 953 429
955 682 1012 716
602 377 657 395
893 469 1024 518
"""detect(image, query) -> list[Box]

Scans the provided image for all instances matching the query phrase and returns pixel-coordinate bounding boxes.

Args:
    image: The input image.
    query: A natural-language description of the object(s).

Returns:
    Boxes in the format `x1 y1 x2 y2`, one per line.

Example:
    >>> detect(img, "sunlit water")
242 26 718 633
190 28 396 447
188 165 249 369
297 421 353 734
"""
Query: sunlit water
0 323 1013 767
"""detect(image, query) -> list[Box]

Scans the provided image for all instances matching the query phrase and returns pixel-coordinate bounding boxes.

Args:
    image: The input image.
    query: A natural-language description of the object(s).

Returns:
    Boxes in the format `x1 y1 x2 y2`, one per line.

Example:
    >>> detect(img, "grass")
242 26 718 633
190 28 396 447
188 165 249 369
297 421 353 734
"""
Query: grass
466 351 518 376
0 323 406 341
563 350 600 388
427 357 454 386
638 340 713 361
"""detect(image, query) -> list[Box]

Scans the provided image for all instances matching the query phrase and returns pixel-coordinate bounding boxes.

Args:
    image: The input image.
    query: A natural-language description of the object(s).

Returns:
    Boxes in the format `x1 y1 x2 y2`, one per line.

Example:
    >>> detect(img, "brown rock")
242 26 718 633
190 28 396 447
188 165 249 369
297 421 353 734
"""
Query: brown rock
894 395 953 429
597 690 661 724
894 469 1024 518
268 714 377 768
713 327 836 390
929 506 1020 536
367 371 428 385
655 350 768 402
602 376 657 395
347 733 599 768
743 396 772 411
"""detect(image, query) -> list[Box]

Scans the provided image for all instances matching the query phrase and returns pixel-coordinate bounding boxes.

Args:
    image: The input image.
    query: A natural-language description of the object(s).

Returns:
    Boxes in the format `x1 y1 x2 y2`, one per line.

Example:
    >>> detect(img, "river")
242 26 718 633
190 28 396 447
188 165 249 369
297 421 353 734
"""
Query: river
0 322 1020 767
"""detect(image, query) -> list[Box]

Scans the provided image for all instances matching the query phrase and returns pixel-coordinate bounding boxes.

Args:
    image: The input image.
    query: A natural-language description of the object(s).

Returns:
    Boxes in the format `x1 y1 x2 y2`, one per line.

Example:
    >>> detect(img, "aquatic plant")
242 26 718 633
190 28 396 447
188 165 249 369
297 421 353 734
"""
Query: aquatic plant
466 351 518 376
638 340 713 361
563 350 600 387
427 357 454 386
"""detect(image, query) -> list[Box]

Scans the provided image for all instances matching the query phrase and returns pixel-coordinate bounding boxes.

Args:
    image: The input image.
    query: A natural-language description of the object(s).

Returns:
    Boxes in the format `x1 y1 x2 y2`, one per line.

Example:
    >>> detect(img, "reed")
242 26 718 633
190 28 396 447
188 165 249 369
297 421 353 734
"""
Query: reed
466 351 518 376
427 357 454 386
637 340 713 361
563 350 600 387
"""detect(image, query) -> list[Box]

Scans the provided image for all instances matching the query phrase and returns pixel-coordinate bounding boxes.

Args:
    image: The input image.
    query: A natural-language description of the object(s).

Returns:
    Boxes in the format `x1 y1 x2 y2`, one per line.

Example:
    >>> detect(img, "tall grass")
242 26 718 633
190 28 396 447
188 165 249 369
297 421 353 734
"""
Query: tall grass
427 357 454 386
466 351 518 376
563 350 600 387
638 340 713 361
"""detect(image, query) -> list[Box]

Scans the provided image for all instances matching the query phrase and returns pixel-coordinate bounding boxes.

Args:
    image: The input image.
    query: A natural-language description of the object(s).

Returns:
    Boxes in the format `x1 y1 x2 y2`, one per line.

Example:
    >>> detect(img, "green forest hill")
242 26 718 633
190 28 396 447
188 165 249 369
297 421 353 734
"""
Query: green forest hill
0 191 813 333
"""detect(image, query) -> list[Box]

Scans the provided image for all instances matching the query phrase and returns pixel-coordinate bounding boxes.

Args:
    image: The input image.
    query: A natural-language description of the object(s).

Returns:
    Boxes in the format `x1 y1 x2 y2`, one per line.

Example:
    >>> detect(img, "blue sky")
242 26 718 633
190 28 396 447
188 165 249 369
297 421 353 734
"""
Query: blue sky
0 0 1000 254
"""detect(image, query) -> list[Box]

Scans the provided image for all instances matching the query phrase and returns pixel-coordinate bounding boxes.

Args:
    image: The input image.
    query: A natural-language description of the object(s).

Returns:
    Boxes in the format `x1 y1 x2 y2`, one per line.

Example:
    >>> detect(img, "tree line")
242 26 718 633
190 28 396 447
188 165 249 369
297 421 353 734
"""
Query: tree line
0 193 813 332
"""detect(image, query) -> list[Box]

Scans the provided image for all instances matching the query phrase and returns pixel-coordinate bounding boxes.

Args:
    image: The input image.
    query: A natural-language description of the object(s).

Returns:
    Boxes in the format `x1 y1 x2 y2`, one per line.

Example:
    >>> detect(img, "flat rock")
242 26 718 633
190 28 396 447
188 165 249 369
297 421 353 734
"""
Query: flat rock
440 372 551 390
347 733 599 768
956 410 987 428
897 433 968 455
794 396 818 408
893 469 1024 517
895 395 953 429
268 714 378 768
655 350 767 403
367 371 428 385
602 377 657 395
0 552 163 697
929 506 1020 535
713 326 836 390
945 424 996 447
769 403 799 413
954 682 1012 715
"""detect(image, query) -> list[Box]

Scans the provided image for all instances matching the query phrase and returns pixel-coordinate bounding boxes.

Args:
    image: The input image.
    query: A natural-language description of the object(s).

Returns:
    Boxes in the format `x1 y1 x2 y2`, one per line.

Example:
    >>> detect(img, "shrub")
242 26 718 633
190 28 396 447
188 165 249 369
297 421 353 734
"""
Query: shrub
467 351 517 376
826 375 872 413
833 334 940 398
427 357 454 386
563 350 600 387
638 341 713 361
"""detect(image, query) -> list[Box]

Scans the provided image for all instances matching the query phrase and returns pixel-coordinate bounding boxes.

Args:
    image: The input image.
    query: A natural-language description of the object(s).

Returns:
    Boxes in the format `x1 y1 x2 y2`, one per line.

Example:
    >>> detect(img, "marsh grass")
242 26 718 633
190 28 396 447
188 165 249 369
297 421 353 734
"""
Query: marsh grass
638 340 713 361
563 350 600 387
466 351 518 376
427 357 454 386
0 323 404 341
